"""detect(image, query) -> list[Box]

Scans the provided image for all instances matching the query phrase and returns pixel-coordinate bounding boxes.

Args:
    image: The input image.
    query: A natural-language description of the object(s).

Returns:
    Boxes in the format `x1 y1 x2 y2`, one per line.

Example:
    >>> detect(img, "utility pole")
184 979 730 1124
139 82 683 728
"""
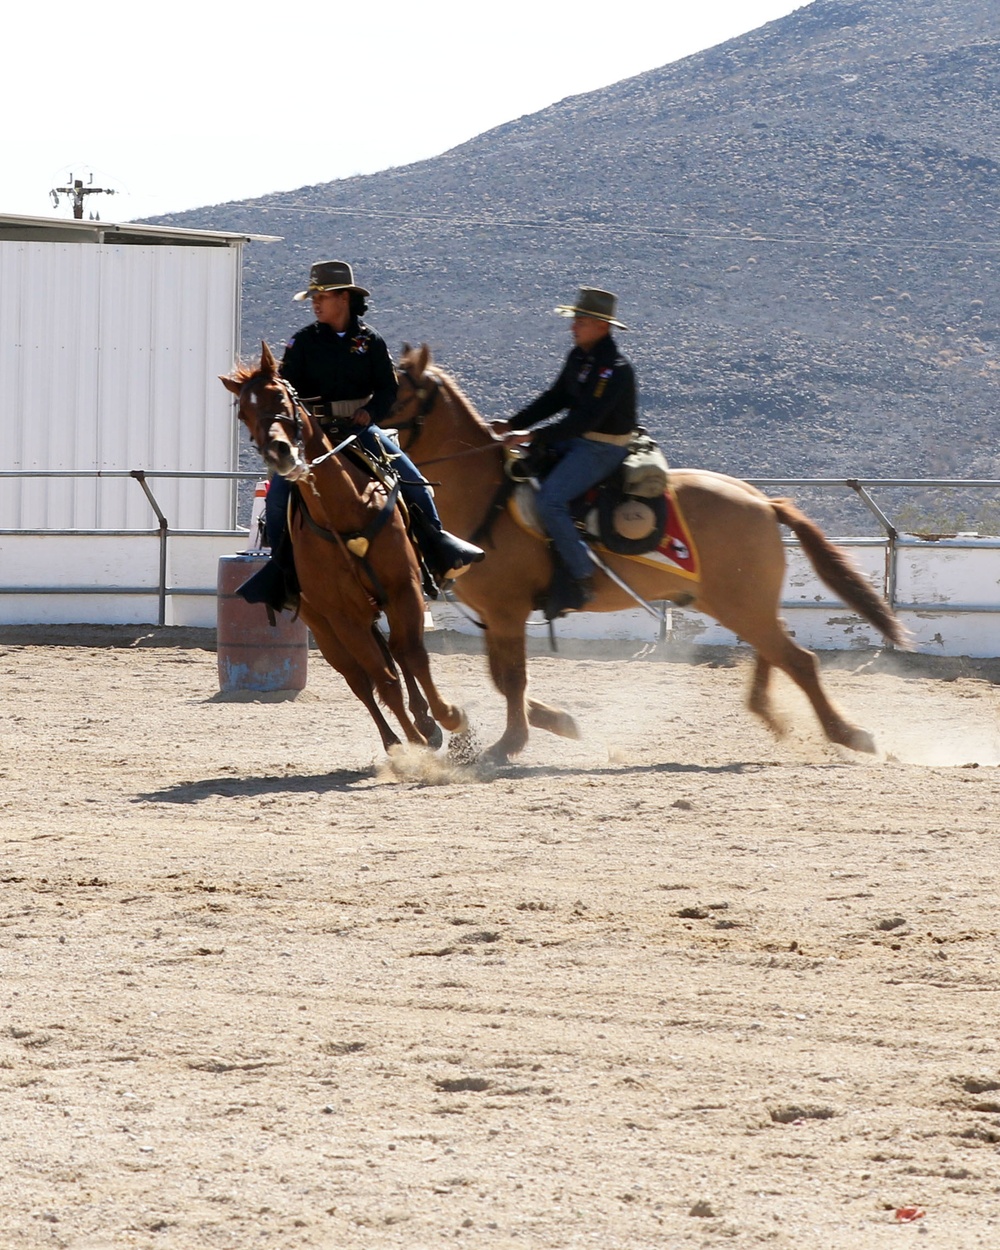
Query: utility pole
50 172 116 220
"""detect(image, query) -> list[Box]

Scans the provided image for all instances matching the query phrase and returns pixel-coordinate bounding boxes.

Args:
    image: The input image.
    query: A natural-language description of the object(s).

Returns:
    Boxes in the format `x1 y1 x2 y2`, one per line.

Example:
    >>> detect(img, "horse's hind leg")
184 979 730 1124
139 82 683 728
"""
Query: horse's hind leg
527 699 580 740
747 624 875 753
778 634 875 753
698 509 876 753
746 654 788 738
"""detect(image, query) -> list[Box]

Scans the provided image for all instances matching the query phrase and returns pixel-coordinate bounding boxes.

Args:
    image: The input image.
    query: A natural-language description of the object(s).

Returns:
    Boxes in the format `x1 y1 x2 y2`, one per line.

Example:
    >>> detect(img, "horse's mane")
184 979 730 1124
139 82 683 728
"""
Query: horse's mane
413 357 496 438
230 361 264 385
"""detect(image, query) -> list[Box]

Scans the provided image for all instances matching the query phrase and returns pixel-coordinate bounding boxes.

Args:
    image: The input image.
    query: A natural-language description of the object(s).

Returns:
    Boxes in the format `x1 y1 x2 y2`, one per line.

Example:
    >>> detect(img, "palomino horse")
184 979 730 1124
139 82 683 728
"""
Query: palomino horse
221 343 465 754
386 345 908 764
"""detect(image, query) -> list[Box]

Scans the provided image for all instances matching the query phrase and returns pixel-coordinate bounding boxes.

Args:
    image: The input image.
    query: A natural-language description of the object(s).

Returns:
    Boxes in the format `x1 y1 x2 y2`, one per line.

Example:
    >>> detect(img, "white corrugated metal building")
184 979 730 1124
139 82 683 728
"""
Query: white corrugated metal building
0 212 276 625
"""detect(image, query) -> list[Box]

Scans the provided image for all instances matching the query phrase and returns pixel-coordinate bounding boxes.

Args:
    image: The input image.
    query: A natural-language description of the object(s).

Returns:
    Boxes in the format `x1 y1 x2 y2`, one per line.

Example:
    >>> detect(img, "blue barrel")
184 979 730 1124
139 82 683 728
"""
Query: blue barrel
217 554 308 692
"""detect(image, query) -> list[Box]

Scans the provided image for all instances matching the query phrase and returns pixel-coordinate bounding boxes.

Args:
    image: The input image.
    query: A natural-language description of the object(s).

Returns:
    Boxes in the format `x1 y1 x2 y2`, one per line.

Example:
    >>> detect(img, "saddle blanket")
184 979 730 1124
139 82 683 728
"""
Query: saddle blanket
510 484 700 581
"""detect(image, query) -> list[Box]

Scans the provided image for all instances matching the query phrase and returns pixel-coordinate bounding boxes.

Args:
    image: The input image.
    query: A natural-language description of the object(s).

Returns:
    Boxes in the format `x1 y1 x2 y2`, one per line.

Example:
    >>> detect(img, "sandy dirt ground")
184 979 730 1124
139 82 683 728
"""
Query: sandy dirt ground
2 623 1000 1249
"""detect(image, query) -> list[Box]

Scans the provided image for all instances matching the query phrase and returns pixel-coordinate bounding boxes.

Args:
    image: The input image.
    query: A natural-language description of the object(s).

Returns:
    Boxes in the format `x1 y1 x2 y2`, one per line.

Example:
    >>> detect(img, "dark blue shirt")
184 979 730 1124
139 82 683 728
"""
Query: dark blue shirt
280 319 398 424
513 333 637 444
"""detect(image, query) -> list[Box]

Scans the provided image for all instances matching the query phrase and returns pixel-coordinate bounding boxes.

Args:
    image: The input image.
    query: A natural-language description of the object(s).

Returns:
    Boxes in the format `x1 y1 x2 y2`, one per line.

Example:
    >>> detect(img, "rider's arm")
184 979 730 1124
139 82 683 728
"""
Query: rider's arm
365 333 399 426
279 333 311 397
510 360 572 432
533 355 636 445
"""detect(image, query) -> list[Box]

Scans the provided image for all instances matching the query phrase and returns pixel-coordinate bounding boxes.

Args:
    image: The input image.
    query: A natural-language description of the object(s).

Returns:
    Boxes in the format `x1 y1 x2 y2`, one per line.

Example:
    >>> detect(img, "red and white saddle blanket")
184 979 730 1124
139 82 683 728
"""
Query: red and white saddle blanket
509 483 700 581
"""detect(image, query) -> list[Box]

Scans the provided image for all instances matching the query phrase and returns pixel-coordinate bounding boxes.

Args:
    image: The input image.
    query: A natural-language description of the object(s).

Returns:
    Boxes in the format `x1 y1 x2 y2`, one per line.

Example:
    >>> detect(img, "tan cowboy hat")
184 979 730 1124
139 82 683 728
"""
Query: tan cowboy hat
293 259 370 301
554 286 628 329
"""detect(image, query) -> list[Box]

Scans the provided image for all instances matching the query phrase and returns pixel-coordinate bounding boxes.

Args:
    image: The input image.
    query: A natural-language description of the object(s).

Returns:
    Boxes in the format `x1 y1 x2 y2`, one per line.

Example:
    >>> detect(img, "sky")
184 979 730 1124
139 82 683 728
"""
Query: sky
4 0 807 224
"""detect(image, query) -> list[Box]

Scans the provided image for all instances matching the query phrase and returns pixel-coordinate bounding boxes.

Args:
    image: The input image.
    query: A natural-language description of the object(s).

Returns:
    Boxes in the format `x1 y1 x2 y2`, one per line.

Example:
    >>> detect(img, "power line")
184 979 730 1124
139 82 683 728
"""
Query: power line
232 200 1000 253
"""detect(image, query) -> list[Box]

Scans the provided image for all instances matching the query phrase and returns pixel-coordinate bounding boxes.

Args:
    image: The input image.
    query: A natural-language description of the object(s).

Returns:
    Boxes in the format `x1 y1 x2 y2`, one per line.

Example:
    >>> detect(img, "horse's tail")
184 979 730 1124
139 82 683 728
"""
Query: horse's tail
770 498 911 649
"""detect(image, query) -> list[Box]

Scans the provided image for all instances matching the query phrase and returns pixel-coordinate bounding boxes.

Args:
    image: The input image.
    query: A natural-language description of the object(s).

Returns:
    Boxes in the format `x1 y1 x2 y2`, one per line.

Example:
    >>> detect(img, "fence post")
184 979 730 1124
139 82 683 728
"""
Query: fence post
131 471 169 625
846 479 899 615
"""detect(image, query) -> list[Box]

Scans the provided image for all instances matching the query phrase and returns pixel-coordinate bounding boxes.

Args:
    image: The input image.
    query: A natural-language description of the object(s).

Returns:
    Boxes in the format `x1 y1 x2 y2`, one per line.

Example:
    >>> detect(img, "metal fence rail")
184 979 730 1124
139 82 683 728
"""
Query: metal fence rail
747 477 1000 614
0 469 262 625
1 470 998 627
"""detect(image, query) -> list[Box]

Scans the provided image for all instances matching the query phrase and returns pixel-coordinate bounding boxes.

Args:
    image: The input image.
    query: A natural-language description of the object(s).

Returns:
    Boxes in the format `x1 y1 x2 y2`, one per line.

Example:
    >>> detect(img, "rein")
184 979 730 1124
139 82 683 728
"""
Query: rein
392 366 505 469
412 442 503 469
391 360 514 552
309 429 358 468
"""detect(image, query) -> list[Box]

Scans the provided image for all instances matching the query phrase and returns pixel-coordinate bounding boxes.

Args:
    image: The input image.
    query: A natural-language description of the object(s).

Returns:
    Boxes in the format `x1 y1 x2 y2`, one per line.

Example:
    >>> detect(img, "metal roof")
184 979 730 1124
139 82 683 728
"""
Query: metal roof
0 212 280 247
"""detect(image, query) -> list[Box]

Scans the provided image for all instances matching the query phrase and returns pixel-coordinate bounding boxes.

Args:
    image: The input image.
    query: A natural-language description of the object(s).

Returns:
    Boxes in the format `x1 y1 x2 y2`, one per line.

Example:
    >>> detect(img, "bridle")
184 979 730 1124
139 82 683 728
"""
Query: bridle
242 374 324 481
388 367 441 452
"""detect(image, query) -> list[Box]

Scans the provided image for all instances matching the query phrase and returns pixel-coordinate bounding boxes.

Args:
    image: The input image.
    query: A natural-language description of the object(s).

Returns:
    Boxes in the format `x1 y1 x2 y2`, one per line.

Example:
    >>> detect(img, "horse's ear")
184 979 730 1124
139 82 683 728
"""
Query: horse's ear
416 343 431 375
401 342 412 359
220 374 241 396
260 341 278 376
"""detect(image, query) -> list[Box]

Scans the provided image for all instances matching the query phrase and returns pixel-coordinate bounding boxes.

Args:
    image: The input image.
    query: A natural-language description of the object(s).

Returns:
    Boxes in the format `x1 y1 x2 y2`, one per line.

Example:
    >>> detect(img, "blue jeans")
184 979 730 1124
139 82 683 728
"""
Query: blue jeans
536 437 630 580
264 426 440 550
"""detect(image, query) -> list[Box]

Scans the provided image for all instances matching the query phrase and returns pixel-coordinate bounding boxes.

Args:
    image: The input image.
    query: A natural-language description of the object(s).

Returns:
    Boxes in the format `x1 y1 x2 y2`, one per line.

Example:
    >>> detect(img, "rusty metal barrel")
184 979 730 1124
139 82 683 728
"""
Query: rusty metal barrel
216 554 307 692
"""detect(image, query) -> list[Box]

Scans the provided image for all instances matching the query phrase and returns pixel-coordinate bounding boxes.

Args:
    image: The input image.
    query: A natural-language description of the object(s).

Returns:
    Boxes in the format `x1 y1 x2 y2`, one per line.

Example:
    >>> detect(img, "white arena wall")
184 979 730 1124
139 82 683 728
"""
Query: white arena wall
5 526 994 655
430 534 1000 659
0 530 246 628
1 234 243 532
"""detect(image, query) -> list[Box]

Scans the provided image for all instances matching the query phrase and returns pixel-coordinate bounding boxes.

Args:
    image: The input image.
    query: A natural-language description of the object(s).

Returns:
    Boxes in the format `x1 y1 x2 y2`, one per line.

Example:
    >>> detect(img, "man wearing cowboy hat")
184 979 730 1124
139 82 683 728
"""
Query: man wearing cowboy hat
262 260 483 587
504 286 638 611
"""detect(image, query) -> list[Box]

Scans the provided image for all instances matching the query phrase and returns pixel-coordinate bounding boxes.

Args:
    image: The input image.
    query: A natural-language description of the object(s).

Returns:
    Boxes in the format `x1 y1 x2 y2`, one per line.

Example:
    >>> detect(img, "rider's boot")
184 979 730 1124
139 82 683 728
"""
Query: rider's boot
237 475 300 613
407 504 485 582
544 557 595 620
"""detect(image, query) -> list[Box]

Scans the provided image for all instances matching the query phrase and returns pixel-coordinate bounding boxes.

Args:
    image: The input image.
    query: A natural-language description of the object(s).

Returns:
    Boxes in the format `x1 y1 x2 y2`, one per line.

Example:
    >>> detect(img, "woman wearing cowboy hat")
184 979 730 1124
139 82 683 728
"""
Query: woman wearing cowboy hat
264 260 483 591
504 286 638 612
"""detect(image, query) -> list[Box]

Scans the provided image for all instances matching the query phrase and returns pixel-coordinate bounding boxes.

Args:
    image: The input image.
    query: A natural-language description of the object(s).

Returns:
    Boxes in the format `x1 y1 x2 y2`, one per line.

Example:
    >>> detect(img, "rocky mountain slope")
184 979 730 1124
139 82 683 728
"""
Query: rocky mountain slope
155 0 1000 524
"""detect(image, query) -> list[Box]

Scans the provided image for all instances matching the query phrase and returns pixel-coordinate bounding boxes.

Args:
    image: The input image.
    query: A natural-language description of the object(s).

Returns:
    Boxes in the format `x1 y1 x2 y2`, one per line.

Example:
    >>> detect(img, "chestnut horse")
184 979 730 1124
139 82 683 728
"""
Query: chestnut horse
221 343 465 754
386 345 908 764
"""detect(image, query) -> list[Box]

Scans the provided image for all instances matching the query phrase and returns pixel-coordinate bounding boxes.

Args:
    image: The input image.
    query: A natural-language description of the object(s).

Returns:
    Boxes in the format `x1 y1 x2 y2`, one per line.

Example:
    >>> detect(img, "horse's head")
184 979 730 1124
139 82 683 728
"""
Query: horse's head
388 344 440 451
220 342 310 481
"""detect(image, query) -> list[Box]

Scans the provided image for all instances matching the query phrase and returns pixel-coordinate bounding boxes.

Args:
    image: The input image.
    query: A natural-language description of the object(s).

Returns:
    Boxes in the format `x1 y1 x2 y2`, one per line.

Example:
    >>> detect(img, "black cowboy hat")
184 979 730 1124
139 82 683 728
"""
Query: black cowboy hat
293 260 370 301
554 286 628 329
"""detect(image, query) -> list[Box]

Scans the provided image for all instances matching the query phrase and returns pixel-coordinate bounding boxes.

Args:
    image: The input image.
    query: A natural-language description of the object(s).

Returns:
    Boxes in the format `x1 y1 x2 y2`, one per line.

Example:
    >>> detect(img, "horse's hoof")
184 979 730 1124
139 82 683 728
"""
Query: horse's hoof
553 712 581 740
847 727 878 754
425 722 444 751
481 741 517 768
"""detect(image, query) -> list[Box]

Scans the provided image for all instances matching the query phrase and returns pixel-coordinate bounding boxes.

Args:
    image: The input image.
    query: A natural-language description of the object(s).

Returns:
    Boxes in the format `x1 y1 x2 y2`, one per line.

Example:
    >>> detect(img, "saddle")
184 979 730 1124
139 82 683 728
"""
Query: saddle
507 430 671 557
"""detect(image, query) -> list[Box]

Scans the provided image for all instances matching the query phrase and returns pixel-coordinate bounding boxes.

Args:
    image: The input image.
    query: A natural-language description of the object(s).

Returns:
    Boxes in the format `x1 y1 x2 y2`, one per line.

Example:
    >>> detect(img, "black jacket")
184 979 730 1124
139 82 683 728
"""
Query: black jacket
513 333 637 445
280 319 398 423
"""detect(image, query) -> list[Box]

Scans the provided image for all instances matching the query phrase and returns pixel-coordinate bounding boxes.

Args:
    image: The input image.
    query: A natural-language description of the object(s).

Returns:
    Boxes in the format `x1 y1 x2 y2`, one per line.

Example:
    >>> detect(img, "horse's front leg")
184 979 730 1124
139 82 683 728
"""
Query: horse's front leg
399 662 444 750
482 628 532 764
301 609 410 755
383 595 467 739
371 619 441 747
